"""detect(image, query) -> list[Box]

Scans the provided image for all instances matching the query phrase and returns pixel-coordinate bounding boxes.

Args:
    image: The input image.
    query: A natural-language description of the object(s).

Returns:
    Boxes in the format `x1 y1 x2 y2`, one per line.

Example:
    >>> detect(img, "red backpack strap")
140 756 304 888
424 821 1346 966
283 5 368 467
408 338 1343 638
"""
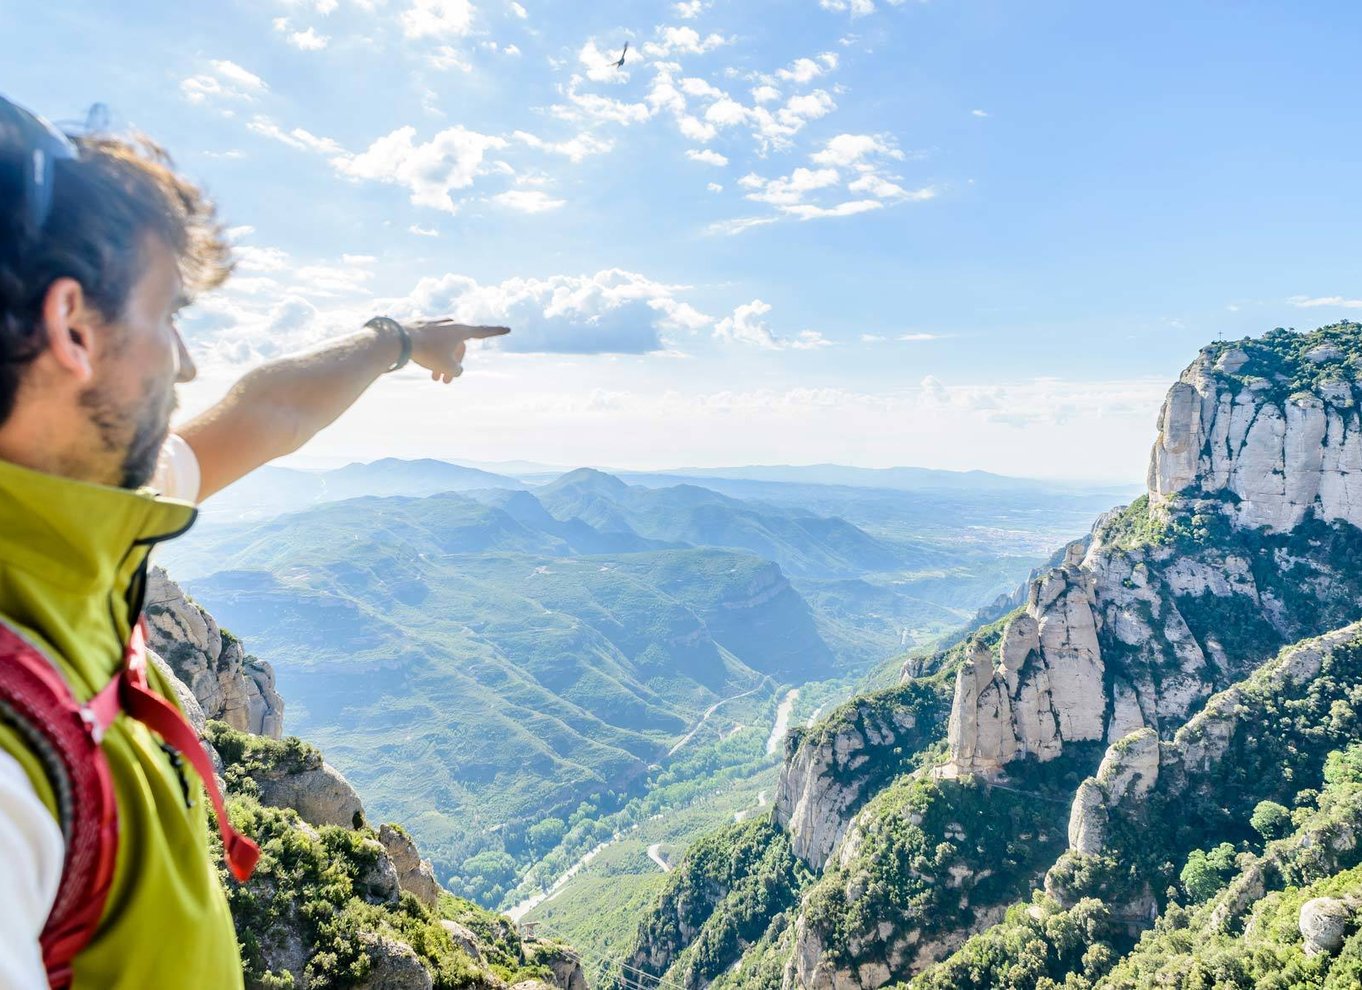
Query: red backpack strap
119 620 260 882
0 622 119 990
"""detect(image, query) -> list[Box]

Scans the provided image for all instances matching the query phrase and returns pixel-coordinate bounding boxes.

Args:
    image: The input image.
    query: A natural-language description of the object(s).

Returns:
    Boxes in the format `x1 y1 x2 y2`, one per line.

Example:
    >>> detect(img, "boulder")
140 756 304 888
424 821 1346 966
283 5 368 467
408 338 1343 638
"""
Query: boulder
1300 897 1352 957
255 760 366 830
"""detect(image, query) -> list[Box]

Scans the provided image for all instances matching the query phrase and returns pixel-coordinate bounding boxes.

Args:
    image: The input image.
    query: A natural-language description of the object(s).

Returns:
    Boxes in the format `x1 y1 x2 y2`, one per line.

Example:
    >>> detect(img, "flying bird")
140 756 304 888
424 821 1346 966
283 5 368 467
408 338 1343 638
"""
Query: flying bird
609 41 628 69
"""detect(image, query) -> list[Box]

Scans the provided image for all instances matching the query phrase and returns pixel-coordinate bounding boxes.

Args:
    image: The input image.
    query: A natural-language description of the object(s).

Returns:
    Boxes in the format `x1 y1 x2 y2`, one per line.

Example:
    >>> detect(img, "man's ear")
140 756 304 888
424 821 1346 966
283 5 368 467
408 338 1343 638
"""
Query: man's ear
40 277 95 384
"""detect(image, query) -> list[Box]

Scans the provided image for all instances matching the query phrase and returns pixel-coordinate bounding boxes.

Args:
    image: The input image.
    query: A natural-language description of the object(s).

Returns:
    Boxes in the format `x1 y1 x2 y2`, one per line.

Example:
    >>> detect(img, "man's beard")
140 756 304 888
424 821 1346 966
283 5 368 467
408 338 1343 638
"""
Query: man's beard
79 377 176 489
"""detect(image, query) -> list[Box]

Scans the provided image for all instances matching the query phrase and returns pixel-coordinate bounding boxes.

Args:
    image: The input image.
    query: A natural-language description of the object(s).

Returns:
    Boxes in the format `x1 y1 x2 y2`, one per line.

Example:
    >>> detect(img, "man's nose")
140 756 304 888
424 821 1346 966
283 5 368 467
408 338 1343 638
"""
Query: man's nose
175 329 197 384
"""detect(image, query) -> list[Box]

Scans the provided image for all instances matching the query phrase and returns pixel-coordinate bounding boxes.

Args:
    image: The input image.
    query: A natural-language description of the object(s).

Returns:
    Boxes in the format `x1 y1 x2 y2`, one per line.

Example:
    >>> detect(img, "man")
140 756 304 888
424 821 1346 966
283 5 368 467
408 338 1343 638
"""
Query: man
0 95 508 988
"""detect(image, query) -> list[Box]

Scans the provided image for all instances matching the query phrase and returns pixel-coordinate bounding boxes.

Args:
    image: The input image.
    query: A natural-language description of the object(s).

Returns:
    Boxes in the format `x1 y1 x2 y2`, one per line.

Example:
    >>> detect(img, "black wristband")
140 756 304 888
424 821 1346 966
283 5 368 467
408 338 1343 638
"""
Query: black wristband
366 317 411 372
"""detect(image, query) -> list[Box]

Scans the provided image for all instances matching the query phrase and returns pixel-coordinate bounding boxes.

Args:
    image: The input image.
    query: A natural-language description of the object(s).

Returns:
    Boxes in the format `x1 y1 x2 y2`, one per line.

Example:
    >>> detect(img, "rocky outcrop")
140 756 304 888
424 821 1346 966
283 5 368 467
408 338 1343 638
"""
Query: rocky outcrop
255 756 367 830
947 329 1362 779
1300 897 1355 957
1057 622 1362 870
1067 728 1159 856
1148 337 1362 532
380 824 443 909
776 683 948 869
146 567 284 738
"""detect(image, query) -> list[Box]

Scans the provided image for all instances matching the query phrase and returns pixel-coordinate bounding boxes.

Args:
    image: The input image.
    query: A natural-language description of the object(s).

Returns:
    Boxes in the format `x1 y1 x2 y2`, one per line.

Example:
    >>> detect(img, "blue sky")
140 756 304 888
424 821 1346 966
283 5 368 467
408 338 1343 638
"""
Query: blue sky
5 0 1362 481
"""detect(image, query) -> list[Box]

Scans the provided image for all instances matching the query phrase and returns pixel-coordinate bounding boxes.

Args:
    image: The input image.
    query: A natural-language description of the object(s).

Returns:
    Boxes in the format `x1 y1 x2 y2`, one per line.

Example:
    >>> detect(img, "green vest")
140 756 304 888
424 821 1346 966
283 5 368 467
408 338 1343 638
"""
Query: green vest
0 458 243 989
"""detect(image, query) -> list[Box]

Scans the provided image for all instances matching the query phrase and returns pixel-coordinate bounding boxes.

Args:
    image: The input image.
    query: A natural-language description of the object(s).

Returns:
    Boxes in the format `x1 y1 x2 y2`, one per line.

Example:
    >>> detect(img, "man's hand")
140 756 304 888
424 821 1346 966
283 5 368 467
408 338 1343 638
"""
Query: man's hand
408 320 511 384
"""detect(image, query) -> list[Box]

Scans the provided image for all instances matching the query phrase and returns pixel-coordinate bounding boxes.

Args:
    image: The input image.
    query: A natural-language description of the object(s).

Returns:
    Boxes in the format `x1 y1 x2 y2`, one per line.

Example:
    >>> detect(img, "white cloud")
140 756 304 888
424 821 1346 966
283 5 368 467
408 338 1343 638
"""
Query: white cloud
429 45 473 71
493 189 566 213
716 299 779 348
181 60 267 105
1289 295 1362 308
409 224 441 237
784 199 883 220
811 133 902 167
820 0 877 15
401 0 473 39
509 0 527 16
394 270 713 354
274 19 330 50
248 115 344 154
333 125 508 212
777 55 837 84
847 173 908 198
751 85 781 104
705 215 779 236
512 129 614 162
707 182 724 192
743 167 841 206
860 333 886 342
791 330 831 349
900 332 942 341
674 1 706 17
971 109 989 117
686 148 728 166
642 26 729 58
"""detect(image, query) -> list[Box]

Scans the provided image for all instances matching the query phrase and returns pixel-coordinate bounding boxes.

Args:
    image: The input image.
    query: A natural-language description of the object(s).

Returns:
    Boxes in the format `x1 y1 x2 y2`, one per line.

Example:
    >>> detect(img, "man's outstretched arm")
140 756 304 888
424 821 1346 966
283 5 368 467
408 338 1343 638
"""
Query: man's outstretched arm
178 318 509 501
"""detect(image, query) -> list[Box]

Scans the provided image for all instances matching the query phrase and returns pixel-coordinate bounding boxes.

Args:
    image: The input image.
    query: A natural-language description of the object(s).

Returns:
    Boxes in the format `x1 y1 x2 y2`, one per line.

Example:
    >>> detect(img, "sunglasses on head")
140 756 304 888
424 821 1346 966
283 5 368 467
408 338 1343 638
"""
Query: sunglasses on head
0 94 79 236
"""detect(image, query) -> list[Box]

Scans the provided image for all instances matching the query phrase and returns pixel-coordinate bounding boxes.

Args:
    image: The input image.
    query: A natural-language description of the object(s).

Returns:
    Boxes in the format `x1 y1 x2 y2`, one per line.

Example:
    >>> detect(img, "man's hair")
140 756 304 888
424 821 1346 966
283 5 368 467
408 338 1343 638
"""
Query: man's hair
0 131 232 423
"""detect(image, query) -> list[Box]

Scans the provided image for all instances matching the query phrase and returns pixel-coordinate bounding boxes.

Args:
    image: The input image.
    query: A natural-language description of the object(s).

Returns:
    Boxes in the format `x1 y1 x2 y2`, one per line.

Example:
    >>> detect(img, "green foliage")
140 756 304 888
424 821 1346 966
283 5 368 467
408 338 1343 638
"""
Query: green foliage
1203 322 1362 404
220 796 487 990
1251 802 1293 843
907 895 1123 990
528 818 567 854
1180 843 1239 904
802 750 1102 974
622 816 814 990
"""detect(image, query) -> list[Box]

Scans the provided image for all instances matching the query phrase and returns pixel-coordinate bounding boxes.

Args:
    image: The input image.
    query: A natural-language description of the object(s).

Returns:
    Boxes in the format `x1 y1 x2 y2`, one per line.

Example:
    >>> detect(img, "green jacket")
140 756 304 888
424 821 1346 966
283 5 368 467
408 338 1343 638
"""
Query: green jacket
0 458 243 988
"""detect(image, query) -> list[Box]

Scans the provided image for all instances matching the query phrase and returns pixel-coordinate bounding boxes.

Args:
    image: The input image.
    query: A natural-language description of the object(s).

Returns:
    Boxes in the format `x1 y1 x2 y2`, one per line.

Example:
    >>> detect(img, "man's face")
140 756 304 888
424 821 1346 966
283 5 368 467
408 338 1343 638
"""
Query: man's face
81 234 196 489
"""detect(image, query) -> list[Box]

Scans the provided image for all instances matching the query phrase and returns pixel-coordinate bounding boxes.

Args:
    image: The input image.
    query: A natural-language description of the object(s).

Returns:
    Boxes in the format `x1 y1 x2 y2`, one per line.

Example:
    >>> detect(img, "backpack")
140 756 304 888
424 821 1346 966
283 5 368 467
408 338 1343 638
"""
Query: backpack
0 617 260 989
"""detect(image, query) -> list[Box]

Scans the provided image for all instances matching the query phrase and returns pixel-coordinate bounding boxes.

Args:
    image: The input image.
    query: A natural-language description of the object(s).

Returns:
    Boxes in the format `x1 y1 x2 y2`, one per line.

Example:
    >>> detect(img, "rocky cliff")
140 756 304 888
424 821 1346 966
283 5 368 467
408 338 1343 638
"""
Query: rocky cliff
774 677 952 870
946 325 1362 779
1148 330 1362 532
147 566 285 738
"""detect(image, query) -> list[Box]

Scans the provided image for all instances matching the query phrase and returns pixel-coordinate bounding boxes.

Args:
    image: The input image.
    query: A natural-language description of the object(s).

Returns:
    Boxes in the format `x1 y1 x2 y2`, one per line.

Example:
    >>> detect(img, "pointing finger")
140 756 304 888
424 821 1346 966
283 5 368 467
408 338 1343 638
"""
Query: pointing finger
459 325 511 339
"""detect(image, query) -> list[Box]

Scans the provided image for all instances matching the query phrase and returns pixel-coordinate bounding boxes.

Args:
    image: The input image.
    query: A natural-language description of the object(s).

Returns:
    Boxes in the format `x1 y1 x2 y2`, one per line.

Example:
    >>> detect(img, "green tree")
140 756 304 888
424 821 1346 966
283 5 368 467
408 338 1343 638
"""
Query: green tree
1179 843 1238 904
1249 801 1291 843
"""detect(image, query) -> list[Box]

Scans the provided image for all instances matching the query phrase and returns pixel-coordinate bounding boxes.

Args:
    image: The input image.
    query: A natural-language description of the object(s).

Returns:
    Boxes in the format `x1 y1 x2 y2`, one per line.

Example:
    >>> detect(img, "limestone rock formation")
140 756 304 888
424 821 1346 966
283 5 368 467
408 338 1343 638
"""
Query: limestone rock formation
776 687 941 869
380 823 443 909
255 757 367 830
146 567 284 738
1059 622 1362 867
1067 728 1159 856
946 328 1362 779
1148 339 1362 532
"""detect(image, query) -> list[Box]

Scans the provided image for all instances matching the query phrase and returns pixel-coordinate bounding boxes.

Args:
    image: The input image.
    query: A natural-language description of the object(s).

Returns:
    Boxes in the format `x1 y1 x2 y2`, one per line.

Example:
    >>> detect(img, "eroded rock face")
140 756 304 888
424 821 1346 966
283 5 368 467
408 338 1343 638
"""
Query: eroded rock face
1148 345 1362 532
1066 728 1159 856
777 691 936 869
380 824 443 908
1058 623 1362 870
255 758 367 830
946 336 1362 779
146 567 285 738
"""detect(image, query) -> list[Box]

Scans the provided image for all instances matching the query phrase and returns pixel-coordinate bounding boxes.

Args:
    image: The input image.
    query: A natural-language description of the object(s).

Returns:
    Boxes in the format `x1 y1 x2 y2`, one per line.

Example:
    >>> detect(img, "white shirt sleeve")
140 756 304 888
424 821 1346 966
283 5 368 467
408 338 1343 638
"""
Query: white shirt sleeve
0 749 64 990
149 434 202 504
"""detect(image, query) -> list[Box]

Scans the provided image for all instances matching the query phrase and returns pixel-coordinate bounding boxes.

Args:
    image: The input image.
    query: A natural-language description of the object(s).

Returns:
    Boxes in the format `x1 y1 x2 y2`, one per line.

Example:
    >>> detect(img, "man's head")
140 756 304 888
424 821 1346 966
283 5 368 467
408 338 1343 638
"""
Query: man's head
0 99 231 489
